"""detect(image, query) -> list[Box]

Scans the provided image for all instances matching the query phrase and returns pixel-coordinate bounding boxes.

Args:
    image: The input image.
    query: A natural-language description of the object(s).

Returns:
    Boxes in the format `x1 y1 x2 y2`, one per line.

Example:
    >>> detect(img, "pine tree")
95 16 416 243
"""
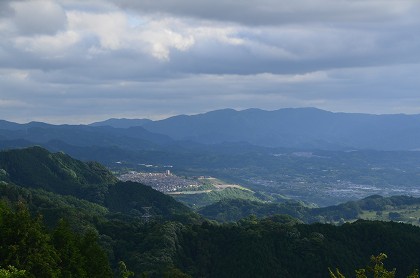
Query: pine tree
79 230 113 278
0 202 60 277
52 219 87 277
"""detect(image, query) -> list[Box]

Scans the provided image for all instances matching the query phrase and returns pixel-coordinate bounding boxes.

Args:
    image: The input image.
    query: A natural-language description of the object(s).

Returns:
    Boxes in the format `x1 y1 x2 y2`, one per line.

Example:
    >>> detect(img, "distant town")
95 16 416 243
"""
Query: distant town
118 170 247 195
119 170 201 193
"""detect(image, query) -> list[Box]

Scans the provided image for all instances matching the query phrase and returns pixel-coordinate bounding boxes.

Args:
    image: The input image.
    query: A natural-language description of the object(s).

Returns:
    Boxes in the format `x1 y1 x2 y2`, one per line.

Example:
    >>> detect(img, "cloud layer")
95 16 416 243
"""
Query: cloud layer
1 0 420 123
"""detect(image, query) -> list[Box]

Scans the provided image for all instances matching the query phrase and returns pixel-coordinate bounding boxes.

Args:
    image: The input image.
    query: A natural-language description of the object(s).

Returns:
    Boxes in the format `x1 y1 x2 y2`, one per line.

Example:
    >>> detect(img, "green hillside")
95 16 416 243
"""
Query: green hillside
199 195 420 225
106 181 197 222
0 147 200 276
177 218 420 278
198 198 311 222
0 202 113 277
0 146 116 203
0 146 195 222
1 146 420 277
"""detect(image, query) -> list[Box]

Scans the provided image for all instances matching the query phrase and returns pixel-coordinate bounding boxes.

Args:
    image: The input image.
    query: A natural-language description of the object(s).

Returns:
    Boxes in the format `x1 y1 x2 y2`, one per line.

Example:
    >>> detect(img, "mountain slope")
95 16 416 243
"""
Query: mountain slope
4 108 420 150
198 195 420 224
0 147 195 221
0 147 200 276
89 118 152 128
0 124 173 150
0 146 116 203
142 108 420 150
106 181 195 221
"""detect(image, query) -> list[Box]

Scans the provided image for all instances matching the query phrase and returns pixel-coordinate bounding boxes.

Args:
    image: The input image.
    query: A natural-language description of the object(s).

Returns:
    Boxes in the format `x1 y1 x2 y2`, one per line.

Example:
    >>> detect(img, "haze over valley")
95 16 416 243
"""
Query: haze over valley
2 107 420 208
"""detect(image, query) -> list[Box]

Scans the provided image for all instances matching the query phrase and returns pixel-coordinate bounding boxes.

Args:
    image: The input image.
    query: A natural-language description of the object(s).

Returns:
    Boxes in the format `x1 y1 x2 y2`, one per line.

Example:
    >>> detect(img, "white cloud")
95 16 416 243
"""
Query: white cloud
66 11 195 60
67 11 127 50
14 30 80 56
137 19 195 60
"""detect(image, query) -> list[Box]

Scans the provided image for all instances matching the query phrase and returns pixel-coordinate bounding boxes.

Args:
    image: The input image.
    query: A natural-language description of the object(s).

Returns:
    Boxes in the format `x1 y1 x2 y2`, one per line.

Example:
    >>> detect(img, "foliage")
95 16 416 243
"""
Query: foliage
0 266 26 278
198 195 420 226
0 201 112 278
175 219 420 278
330 253 419 278
0 201 60 277
105 181 200 223
163 267 191 278
330 268 346 278
173 187 262 209
198 198 310 222
0 182 108 232
0 146 116 204
118 261 134 278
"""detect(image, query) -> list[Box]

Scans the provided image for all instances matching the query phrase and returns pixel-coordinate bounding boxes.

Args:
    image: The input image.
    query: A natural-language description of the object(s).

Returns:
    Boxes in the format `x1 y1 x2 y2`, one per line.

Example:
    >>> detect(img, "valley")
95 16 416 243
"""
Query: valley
108 147 420 207
118 170 256 208
2 110 420 277
1 146 420 277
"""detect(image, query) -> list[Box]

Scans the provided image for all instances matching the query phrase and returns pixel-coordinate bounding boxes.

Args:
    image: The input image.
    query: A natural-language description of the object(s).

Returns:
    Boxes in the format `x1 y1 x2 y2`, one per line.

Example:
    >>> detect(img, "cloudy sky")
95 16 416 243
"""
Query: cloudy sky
1 0 420 123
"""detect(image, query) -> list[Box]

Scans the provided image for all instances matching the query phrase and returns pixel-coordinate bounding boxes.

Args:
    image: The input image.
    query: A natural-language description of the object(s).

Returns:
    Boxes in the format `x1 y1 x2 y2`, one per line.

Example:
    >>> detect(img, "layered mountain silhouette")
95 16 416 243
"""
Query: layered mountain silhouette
91 108 420 150
3 108 420 150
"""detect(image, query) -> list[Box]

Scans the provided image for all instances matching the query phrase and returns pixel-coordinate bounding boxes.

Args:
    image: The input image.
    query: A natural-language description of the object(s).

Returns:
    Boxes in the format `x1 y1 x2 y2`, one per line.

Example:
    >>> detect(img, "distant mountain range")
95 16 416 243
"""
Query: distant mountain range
91 108 420 151
89 118 153 128
0 120 173 150
3 107 420 151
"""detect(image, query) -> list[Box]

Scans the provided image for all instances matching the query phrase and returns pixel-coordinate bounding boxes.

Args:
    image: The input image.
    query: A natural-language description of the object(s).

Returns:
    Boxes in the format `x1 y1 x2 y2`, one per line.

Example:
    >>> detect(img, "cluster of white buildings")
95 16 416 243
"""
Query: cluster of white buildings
119 171 199 193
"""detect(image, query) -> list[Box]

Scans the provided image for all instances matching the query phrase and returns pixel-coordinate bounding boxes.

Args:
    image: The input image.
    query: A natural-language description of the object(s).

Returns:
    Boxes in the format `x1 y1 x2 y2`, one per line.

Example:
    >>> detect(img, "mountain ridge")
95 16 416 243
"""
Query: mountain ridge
4 107 420 151
140 107 420 150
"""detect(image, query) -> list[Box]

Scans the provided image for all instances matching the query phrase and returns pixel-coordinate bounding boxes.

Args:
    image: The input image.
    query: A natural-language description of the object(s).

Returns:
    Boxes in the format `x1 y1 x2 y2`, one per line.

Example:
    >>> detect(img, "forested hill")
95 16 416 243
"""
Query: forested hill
0 146 200 276
199 195 420 224
0 146 116 203
0 146 195 220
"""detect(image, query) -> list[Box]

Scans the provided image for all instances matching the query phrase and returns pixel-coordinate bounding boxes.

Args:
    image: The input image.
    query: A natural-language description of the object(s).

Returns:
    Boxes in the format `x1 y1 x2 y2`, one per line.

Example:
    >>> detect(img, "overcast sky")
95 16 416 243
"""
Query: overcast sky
1 0 420 123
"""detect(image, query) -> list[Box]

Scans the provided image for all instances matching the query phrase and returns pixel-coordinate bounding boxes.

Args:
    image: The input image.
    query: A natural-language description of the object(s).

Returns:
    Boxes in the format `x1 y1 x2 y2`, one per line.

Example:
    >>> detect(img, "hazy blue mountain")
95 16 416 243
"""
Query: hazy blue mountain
89 118 152 128
0 123 174 150
0 120 53 131
4 108 420 151
141 108 420 150
0 120 26 131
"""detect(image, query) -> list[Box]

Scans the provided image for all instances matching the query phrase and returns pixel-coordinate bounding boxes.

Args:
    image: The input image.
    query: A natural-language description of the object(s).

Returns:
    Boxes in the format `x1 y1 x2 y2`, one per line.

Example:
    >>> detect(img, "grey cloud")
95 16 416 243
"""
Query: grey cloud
2 62 420 122
114 0 419 26
3 62 420 124
0 0 17 17
165 26 420 76
12 1 67 35
1 0 420 123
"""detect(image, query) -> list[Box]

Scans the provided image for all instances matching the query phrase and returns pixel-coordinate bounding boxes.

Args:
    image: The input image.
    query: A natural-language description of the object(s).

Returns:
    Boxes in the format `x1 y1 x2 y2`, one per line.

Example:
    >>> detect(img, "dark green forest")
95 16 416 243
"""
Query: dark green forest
0 202 112 277
1 147 420 277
